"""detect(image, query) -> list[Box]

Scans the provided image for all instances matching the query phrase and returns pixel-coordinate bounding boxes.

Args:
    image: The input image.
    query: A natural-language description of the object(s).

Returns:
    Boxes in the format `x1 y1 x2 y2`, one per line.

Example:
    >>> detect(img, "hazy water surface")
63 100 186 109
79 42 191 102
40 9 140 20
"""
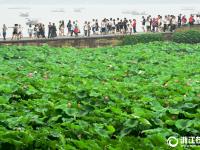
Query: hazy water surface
0 4 199 37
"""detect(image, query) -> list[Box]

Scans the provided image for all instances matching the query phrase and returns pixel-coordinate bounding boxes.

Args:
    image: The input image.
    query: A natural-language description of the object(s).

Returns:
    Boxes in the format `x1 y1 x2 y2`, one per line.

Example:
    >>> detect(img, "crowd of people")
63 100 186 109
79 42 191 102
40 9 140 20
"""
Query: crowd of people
28 24 46 39
1 14 200 40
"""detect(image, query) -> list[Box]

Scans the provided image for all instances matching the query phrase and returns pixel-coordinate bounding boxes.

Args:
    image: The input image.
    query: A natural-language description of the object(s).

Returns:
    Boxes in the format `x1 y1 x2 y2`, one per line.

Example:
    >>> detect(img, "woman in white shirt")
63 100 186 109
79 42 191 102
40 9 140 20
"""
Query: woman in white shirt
2 24 7 40
112 19 116 34
162 16 168 32
128 19 132 35
83 21 88 37
91 19 96 35
18 25 23 39
146 17 151 32
108 19 113 34
157 15 162 32
59 20 65 36
28 25 33 39
196 15 200 24
171 16 177 32
33 25 38 38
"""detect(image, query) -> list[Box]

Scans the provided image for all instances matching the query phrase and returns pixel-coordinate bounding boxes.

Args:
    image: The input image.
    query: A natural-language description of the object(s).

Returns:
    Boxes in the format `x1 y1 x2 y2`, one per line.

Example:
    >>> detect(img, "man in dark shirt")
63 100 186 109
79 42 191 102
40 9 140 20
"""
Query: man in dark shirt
142 16 146 32
48 22 52 38
123 18 128 34
178 14 182 27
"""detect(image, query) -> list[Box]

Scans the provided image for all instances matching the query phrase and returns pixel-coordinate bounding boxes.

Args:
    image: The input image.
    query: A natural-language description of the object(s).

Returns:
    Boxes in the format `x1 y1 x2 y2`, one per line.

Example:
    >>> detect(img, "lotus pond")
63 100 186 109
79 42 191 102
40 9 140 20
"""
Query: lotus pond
0 42 200 150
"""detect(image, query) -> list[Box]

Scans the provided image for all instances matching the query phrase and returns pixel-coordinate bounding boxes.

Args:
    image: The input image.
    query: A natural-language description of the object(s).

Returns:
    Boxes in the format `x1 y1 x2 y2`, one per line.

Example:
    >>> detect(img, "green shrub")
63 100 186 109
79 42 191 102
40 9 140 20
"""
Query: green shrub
121 33 164 45
172 30 200 44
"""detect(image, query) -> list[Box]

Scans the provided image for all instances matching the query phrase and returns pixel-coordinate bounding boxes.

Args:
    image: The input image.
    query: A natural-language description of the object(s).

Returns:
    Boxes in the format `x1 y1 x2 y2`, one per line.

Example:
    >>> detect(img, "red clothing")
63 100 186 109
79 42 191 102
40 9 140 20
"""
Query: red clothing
182 17 187 24
74 27 79 33
189 16 194 23
132 21 136 27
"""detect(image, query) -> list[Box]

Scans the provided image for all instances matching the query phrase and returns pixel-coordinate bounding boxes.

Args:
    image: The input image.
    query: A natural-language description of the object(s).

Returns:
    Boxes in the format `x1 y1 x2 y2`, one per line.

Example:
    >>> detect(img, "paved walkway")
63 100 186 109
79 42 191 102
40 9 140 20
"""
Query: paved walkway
0 32 150 43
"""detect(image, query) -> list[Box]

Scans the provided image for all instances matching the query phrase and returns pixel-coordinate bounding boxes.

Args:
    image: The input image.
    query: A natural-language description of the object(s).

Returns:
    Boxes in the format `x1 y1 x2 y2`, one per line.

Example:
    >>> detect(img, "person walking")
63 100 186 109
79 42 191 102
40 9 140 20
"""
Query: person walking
38 24 42 38
163 16 168 32
71 21 76 36
149 15 152 31
28 25 33 39
11 24 18 40
42 24 46 38
132 19 137 33
108 18 113 34
146 17 151 32
38 24 44 38
2 24 7 40
33 24 38 39
158 15 162 32
101 19 106 35
18 25 23 39
182 15 187 25
167 16 171 31
74 24 79 37
92 19 96 35
51 23 57 38
152 18 156 32
48 22 52 38
189 15 195 26
196 15 200 24
119 19 123 34
141 16 146 32
83 21 88 37
123 18 128 34
170 16 177 32
178 14 182 27
105 19 109 34
112 19 116 34
67 20 72 36
87 22 91 37
95 19 99 34
128 19 132 35
59 20 65 36
116 18 120 33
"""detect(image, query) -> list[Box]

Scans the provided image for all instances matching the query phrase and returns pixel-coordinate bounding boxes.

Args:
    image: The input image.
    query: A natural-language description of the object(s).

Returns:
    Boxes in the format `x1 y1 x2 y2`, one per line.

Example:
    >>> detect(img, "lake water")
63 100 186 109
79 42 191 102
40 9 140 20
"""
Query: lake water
0 4 200 37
